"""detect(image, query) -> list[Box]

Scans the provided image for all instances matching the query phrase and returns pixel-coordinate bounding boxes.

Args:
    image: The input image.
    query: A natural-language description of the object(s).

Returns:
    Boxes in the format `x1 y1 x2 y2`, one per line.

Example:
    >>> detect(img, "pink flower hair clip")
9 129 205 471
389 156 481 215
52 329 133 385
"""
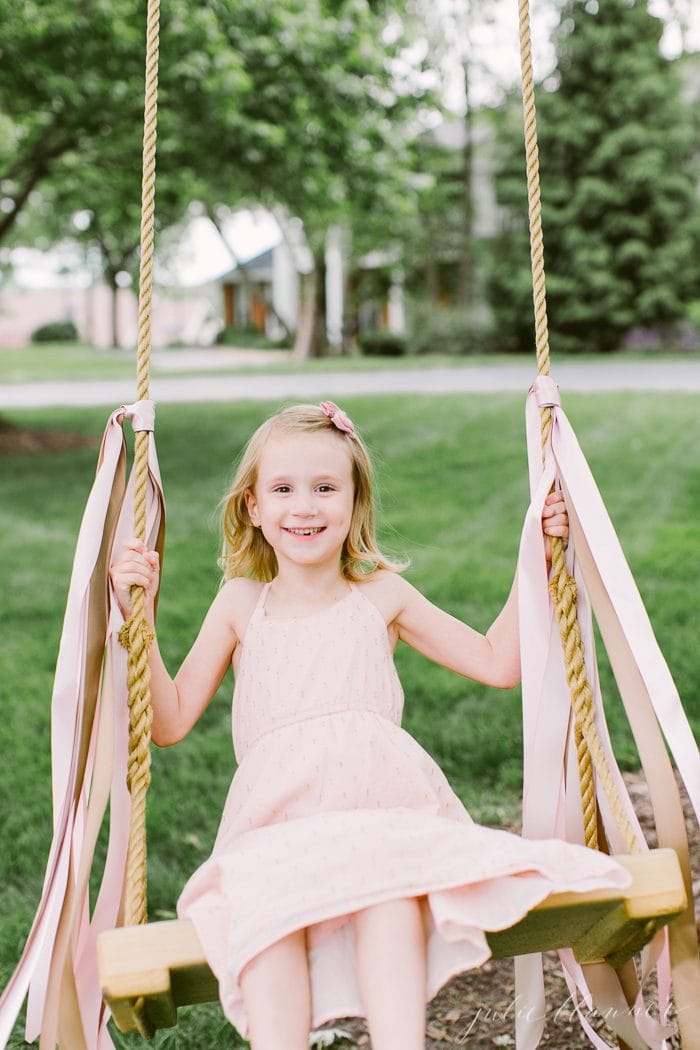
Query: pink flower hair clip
320 401 356 438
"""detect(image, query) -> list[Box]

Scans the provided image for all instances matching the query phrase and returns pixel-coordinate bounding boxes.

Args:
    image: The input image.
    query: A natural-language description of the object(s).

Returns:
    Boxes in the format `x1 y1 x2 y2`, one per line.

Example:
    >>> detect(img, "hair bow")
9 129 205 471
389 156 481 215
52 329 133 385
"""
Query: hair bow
320 401 356 437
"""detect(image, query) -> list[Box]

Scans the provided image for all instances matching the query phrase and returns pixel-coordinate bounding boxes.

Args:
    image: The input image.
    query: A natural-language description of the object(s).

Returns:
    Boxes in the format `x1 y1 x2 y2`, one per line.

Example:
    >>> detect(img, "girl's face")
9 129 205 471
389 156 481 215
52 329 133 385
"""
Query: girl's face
245 431 355 573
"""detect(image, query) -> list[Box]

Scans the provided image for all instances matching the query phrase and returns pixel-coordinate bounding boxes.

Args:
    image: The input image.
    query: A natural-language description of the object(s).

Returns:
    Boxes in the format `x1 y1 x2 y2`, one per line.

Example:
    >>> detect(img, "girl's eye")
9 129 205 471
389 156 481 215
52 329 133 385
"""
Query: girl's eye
317 484 335 493
273 485 291 493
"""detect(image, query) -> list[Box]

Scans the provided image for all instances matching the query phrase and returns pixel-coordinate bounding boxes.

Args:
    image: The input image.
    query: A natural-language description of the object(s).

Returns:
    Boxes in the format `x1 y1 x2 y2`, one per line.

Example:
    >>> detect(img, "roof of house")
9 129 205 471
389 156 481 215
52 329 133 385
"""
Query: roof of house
218 245 275 282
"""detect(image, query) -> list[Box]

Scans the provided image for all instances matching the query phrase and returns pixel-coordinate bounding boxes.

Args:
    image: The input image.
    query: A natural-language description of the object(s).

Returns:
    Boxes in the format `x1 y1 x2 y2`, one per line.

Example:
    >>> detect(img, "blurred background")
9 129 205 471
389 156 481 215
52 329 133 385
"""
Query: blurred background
1 0 699 360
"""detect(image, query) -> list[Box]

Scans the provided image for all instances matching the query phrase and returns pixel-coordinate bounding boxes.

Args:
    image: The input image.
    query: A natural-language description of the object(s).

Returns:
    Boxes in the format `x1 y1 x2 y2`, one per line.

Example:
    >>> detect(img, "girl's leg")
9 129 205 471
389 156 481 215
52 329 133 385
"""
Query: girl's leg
239 927 311 1050
353 897 427 1050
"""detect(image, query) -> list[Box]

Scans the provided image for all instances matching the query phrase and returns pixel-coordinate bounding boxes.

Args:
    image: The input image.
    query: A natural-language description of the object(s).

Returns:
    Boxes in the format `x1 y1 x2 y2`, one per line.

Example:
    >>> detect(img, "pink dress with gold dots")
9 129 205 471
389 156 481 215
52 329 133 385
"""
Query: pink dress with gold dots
177 582 628 1038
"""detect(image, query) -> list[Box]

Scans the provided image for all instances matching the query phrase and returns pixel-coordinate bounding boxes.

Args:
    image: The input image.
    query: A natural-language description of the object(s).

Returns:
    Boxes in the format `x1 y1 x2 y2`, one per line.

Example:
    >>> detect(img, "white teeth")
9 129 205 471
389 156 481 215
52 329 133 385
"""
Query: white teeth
287 527 323 535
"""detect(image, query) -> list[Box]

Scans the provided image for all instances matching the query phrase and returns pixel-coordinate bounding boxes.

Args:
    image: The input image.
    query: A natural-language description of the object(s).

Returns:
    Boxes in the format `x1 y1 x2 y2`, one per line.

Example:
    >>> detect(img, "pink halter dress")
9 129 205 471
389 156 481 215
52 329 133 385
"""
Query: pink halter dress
177 580 628 1038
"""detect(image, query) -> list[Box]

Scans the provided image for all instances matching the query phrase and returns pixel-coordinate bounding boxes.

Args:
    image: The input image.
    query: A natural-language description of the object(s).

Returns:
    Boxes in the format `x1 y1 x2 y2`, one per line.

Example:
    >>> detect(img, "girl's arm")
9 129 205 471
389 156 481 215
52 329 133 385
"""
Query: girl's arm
391 575 522 688
110 541 242 746
390 491 568 689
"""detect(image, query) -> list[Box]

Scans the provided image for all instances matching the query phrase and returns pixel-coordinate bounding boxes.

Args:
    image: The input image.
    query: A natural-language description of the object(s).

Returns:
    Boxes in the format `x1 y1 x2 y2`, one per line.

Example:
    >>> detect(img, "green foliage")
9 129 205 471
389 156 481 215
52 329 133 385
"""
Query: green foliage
29 320 79 344
403 128 467 291
406 300 497 355
358 329 407 356
0 0 434 276
490 0 700 353
687 299 700 332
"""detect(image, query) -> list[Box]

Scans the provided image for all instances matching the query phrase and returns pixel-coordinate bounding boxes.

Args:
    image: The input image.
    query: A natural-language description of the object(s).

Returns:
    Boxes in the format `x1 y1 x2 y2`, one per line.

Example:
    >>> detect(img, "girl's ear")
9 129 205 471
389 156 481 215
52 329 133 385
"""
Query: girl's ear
244 490 260 527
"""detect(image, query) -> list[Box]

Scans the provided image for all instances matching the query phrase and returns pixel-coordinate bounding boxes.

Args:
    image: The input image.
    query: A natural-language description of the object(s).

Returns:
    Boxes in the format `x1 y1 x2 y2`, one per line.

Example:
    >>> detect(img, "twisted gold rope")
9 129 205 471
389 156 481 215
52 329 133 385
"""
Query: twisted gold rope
517 0 638 854
121 0 161 935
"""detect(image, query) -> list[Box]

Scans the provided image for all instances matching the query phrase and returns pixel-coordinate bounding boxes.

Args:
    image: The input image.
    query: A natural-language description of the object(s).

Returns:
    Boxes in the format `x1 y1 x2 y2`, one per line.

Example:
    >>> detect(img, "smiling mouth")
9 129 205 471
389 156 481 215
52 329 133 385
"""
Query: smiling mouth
284 526 326 536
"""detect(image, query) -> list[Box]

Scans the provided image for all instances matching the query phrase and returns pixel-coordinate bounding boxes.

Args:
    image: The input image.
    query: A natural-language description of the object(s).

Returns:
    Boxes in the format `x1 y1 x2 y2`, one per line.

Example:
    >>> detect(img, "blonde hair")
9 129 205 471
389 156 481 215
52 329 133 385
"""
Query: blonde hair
220 404 408 582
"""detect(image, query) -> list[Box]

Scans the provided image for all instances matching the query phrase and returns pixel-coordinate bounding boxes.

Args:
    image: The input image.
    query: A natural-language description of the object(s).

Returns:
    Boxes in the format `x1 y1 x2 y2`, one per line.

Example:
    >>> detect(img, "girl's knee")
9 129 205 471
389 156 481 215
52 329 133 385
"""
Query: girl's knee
356 896 422 920
240 928 311 1049
353 896 425 941
240 927 309 986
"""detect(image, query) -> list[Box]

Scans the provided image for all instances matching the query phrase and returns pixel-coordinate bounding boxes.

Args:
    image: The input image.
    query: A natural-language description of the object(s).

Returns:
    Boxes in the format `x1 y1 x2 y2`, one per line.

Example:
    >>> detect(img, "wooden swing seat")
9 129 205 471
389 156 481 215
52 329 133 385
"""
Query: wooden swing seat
97 848 686 1035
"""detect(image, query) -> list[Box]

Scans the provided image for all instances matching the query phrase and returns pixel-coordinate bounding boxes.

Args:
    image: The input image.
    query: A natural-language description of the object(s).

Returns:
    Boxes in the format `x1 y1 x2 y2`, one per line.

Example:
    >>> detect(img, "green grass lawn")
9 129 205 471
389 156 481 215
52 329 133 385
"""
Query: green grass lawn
0 343 137 382
0 393 698 1047
0 342 482 383
1 341 698 383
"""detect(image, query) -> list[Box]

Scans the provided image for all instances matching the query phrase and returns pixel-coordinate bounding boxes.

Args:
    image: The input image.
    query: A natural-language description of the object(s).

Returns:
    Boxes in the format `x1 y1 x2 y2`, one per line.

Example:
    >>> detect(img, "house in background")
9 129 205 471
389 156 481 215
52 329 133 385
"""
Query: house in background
218 243 298 340
0 275 220 349
330 114 501 343
214 227 398 347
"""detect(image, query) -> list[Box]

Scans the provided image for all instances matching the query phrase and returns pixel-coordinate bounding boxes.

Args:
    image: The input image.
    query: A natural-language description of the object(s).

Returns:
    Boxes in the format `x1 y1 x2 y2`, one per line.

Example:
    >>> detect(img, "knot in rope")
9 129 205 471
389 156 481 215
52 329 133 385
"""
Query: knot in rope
118 615 155 654
549 565 577 610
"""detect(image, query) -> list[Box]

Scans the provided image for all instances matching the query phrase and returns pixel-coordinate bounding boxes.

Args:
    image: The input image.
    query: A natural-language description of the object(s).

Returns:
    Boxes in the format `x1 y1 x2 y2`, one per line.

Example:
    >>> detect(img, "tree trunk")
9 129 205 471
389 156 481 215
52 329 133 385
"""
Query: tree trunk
341 231 358 356
106 270 120 349
0 122 77 243
292 269 317 360
0 168 45 243
458 58 474 309
292 245 329 359
424 215 439 301
309 247 328 358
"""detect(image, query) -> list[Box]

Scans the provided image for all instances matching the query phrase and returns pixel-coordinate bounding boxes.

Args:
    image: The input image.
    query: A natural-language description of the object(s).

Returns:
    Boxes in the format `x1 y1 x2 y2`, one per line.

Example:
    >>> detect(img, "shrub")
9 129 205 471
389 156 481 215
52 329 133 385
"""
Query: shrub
687 301 700 335
622 322 700 354
407 303 497 355
358 329 407 357
214 324 289 349
30 320 80 343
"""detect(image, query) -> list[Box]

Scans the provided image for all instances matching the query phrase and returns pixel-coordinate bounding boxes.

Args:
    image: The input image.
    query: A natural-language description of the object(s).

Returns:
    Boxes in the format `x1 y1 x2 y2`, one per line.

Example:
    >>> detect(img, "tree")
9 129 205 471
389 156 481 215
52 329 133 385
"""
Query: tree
489 0 700 354
166 0 437 357
408 0 508 313
0 0 146 243
1 0 436 355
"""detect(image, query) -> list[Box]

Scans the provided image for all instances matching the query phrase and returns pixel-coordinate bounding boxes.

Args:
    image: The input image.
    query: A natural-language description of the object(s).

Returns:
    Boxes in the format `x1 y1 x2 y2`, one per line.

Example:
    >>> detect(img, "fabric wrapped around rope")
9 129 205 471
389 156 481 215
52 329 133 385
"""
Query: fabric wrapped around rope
0 402 165 1050
515 375 699 1050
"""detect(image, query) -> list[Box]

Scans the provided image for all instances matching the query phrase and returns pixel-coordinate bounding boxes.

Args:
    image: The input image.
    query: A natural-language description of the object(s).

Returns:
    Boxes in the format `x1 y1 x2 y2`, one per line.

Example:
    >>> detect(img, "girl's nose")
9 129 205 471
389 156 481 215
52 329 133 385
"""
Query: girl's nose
291 491 316 516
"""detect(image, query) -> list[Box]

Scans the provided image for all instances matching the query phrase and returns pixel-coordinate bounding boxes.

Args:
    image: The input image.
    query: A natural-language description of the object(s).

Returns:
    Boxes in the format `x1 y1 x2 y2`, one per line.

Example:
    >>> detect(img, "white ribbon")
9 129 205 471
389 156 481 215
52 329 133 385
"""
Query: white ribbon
515 376 699 1050
0 402 165 1049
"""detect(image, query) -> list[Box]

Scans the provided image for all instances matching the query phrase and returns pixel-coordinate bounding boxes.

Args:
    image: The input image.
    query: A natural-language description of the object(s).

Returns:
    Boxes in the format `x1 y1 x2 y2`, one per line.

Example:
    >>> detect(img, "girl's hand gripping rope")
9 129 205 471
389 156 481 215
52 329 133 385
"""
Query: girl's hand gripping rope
110 539 160 619
541 490 569 566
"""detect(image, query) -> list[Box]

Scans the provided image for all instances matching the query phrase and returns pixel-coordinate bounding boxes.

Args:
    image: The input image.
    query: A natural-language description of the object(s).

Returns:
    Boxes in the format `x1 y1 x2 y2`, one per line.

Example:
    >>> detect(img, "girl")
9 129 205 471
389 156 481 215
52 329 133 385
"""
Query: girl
110 401 628 1050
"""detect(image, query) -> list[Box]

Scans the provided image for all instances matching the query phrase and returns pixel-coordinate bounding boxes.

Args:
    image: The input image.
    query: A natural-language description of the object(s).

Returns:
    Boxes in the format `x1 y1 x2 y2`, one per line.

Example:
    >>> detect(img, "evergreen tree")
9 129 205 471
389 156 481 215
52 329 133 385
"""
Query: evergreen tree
490 0 700 354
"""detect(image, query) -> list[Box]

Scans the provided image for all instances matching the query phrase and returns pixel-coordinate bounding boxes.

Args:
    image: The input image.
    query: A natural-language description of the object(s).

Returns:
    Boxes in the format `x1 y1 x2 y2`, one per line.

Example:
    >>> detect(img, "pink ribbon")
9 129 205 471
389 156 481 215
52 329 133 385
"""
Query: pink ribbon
515 376 699 1050
0 400 165 1050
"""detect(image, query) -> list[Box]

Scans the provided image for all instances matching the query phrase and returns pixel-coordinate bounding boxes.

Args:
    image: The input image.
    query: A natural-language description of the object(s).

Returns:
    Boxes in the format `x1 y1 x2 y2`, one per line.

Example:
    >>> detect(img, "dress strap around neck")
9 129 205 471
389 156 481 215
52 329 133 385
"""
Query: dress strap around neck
235 580 271 649
248 580 272 623
259 580 273 610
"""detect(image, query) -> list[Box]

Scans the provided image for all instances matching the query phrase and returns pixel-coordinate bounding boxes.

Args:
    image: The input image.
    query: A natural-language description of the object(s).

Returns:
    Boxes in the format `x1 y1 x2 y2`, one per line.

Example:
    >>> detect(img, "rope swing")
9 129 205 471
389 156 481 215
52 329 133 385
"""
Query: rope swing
517 0 638 857
118 0 161 937
514 3 699 1047
0 1 697 1049
113 0 162 1035
0 2 166 1046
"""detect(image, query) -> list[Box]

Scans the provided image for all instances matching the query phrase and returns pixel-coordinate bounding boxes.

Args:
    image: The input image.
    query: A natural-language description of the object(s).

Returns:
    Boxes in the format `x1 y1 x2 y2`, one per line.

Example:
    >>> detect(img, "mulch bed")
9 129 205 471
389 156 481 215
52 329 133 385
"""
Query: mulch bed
315 772 697 1049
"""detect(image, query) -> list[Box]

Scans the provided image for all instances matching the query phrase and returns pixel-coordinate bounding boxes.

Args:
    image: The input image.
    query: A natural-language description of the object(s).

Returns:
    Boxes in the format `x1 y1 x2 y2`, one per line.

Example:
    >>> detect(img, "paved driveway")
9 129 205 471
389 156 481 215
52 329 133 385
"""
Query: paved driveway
1 359 698 410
